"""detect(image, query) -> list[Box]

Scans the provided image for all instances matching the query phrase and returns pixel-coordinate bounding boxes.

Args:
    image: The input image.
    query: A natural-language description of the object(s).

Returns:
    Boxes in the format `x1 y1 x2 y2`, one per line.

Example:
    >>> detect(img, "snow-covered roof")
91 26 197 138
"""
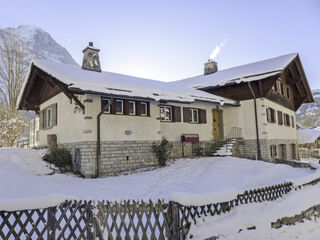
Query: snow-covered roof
173 53 298 89
20 59 236 105
297 128 320 144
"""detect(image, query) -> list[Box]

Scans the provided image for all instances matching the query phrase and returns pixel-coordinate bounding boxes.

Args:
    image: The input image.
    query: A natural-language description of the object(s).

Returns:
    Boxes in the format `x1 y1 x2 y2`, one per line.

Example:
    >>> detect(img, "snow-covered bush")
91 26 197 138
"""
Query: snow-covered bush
152 137 172 166
42 147 72 171
0 108 26 147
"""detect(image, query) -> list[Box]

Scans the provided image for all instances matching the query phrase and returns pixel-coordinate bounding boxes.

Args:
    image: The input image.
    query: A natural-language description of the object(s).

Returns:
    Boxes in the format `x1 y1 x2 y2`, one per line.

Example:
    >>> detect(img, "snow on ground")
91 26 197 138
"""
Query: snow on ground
187 184 320 240
0 148 315 211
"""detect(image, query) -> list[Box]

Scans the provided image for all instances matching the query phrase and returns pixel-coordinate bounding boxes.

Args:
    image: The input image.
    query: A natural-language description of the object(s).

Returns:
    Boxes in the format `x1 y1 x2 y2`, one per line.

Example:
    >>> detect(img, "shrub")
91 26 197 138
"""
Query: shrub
152 137 173 166
42 147 72 169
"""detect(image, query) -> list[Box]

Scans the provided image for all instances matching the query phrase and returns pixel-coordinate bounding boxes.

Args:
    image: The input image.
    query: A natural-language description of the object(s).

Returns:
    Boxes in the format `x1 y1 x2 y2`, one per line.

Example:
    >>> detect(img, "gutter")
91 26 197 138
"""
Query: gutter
96 97 113 177
248 82 261 160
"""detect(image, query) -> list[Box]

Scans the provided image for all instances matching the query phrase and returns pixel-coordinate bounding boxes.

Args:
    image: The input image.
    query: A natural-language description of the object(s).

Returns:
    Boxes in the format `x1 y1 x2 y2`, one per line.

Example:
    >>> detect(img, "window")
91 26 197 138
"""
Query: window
275 80 281 93
129 101 135 115
189 109 199 123
160 106 172 121
101 98 110 113
266 108 276 123
141 102 147 116
277 111 283 125
40 104 57 130
286 87 290 99
46 107 52 128
270 145 277 158
115 100 123 114
284 113 290 126
280 83 285 95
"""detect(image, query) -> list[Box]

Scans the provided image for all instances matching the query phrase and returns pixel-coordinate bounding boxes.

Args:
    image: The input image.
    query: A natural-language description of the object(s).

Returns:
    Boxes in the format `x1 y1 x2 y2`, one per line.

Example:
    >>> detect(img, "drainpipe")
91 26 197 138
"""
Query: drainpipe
248 82 261 160
96 97 113 177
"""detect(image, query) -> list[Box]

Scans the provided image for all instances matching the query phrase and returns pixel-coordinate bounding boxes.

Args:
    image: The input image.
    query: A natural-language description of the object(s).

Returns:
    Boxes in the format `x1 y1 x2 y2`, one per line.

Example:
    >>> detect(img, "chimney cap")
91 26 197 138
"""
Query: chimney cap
89 42 93 47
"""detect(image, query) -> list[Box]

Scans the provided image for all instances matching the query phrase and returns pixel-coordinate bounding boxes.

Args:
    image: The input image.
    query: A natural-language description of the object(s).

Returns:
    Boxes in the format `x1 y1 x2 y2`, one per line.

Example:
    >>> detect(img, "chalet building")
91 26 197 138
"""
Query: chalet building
175 53 314 162
18 42 314 177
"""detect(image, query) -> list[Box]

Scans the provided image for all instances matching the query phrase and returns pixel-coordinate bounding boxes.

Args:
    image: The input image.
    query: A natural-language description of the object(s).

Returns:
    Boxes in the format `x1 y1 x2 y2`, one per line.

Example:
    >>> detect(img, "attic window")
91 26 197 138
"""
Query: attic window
101 98 111 113
140 102 147 116
116 100 123 114
129 101 135 115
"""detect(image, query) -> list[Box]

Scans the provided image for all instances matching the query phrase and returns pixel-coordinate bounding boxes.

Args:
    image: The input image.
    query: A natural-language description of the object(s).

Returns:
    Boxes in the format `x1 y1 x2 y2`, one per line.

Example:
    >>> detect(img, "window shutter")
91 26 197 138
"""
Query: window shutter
199 109 207 124
124 100 129 115
147 102 150 116
172 106 181 122
39 110 44 130
110 100 116 114
52 103 58 126
277 111 283 125
136 101 141 115
183 107 190 122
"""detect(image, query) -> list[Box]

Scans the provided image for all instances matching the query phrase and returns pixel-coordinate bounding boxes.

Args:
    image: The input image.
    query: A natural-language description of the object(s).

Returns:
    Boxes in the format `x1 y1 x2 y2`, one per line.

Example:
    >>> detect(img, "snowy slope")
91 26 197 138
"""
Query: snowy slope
0 148 314 211
187 184 320 240
296 89 320 128
3 25 77 65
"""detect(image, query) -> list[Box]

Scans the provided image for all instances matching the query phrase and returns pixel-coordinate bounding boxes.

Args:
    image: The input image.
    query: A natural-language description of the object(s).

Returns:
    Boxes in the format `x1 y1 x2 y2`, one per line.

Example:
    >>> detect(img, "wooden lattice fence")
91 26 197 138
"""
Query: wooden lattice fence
175 182 293 237
0 182 294 240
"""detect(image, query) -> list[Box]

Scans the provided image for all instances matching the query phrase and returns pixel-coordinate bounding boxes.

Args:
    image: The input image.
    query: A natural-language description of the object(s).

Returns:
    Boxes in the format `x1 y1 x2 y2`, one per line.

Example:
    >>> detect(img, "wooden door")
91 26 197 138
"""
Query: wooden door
212 110 220 140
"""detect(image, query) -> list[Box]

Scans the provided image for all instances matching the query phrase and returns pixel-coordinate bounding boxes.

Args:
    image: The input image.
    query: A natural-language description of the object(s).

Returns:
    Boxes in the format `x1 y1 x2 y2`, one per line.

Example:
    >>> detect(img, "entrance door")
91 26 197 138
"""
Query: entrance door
212 110 221 140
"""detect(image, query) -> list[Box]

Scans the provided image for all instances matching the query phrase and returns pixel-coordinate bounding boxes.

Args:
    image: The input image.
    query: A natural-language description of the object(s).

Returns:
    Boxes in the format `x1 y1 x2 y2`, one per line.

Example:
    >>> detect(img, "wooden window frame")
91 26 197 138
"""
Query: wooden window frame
115 100 124 114
275 80 281 93
283 113 290 126
189 108 199 123
46 107 52 129
101 97 111 113
128 101 136 115
270 145 277 158
160 105 172 122
286 87 290 99
266 108 276 123
140 102 148 116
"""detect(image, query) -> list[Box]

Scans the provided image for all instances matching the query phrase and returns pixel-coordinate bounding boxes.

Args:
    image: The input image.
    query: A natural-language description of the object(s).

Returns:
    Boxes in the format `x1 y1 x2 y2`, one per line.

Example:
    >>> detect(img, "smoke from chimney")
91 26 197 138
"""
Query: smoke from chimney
209 40 226 60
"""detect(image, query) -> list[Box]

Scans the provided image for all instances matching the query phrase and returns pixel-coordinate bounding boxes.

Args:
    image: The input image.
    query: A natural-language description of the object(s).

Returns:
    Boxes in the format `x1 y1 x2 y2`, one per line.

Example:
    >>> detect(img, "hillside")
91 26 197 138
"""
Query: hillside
296 89 320 128
3 25 77 66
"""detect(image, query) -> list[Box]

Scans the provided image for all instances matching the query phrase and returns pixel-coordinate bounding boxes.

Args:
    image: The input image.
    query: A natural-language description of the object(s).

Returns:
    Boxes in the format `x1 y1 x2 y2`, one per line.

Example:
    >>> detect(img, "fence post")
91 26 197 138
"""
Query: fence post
169 201 180 240
47 207 56 240
87 202 95 240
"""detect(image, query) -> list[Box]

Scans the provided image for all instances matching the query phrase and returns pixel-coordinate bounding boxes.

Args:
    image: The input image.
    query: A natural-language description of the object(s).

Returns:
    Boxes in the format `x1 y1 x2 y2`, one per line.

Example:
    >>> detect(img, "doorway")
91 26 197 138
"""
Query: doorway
212 109 223 140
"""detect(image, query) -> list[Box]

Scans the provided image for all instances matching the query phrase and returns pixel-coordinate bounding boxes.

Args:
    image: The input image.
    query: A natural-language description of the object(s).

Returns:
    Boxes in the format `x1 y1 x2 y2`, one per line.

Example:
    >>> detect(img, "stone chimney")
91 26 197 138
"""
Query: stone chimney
82 42 101 72
204 59 218 75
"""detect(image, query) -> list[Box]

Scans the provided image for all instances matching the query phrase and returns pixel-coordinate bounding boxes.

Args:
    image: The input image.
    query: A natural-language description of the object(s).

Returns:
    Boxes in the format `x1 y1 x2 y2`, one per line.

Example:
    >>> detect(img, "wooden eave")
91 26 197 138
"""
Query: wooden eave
18 65 85 111
199 54 314 111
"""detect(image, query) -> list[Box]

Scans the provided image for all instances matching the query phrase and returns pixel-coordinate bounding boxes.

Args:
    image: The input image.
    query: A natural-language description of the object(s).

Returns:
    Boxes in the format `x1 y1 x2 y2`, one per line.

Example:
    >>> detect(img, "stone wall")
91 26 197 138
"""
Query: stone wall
233 139 298 162
60 140 213 178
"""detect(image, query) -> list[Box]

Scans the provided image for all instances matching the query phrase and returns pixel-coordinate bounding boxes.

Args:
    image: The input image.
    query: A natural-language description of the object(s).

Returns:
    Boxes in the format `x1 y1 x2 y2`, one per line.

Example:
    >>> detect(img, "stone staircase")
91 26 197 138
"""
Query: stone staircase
208 139 236 157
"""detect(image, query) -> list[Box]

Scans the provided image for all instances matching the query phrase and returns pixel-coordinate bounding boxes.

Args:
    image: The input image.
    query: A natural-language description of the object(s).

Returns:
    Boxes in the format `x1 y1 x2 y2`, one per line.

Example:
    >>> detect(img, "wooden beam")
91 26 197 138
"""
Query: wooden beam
37 70 85 111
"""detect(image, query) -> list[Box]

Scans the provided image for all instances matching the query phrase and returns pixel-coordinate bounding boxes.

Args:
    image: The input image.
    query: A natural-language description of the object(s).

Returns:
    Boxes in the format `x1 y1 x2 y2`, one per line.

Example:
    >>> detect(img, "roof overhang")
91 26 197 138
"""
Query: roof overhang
17 64 84 111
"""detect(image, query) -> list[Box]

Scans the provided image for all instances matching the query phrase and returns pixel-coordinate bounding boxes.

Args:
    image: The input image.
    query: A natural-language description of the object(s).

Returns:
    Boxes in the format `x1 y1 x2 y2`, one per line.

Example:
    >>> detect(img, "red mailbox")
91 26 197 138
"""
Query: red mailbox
181 134 199 143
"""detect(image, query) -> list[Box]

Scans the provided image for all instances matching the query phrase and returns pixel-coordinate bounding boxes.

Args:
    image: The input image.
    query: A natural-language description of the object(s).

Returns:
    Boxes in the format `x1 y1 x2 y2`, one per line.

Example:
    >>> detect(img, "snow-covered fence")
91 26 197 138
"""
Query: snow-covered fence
175 182 293 237
0 182 299 240
0 200 93 240
0 199 180 240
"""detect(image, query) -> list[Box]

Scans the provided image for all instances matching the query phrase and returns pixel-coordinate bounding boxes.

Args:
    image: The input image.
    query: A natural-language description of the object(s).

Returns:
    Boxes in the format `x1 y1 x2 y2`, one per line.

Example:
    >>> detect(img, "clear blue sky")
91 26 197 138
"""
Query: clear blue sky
1 0 320 89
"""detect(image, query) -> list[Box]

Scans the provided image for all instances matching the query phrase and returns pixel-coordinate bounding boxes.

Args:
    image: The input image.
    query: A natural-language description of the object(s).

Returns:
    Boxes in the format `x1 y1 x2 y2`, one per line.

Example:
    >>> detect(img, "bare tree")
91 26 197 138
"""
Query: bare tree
0 106 26 147
0 29 30 109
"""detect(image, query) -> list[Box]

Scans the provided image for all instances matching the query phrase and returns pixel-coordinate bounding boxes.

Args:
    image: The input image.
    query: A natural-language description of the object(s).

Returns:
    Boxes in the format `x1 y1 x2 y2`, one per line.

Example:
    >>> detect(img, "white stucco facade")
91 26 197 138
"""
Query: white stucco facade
223 98 297 141
38 92 222 145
